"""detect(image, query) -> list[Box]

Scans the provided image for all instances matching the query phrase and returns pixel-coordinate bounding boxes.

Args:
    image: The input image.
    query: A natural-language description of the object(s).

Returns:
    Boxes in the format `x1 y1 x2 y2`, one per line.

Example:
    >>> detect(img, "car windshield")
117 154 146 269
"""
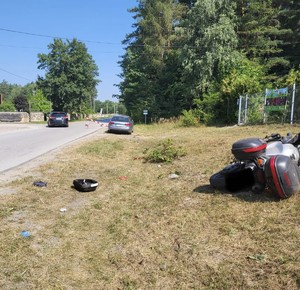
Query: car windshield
112 116 130 122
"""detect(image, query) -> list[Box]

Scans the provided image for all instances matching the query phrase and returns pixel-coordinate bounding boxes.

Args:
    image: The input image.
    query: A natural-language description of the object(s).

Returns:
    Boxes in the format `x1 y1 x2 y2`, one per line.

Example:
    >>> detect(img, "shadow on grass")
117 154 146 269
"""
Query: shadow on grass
105 130 132 135
193 184 280 203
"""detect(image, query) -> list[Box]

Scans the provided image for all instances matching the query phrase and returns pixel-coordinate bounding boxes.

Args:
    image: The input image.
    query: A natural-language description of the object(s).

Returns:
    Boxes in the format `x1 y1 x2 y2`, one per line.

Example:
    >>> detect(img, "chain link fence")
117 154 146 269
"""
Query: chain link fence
238 84 300 125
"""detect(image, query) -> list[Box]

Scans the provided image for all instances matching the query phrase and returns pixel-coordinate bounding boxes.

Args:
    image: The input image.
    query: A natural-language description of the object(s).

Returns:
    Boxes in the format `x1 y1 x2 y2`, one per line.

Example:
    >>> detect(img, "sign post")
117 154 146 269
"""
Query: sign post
290 82 296 125
143 109 148 124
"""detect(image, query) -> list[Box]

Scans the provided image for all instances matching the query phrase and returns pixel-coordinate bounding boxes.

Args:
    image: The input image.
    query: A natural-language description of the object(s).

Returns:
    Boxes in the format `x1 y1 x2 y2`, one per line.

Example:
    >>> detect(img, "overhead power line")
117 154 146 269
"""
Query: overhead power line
0 27 182 49
0 67 33 82
0 27 121 46
2 26 300 49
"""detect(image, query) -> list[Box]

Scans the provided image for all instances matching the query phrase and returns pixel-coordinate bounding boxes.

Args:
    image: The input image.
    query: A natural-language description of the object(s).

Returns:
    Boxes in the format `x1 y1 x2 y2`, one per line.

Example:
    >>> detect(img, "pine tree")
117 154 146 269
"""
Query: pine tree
236 0 291 83
119 0 187 120
274 0 300 70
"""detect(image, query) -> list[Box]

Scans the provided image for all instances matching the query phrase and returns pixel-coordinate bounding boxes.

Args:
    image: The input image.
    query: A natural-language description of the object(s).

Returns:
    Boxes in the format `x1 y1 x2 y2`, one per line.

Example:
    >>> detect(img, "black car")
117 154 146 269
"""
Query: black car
48 111 69 127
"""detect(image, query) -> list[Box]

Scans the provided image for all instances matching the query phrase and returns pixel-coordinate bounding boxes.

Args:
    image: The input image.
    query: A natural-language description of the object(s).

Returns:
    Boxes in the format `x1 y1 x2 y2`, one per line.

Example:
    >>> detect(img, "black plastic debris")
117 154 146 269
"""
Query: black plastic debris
33 181 47 187
73 179 98 192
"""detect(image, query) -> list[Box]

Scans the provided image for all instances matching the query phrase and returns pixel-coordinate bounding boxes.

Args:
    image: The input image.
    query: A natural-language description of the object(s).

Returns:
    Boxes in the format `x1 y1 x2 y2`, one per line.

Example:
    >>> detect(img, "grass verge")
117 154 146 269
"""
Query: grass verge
0 123 299 289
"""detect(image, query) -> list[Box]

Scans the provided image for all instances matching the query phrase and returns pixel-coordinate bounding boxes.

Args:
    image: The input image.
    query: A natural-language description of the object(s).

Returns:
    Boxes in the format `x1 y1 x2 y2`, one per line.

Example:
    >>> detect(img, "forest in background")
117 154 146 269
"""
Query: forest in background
119 0 300 124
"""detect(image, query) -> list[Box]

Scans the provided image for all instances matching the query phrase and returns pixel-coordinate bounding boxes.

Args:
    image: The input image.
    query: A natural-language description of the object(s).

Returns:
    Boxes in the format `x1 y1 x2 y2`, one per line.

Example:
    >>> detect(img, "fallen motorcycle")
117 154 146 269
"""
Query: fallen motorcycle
210 133 300 199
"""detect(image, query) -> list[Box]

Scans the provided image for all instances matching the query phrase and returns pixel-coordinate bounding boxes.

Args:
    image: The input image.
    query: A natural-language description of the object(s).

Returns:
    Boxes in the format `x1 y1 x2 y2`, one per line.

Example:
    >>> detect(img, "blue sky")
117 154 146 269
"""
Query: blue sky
0 0 138 101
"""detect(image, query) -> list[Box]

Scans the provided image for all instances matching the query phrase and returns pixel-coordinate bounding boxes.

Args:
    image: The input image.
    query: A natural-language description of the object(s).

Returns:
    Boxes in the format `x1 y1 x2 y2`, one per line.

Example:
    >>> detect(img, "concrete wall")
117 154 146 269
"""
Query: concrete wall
30 112 45 122
0 112 46 123
0 112 29 123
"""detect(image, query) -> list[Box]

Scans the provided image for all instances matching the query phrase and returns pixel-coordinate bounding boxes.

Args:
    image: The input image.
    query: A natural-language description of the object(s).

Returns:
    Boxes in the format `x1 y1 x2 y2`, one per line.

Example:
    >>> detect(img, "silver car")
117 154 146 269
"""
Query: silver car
108 115 134 134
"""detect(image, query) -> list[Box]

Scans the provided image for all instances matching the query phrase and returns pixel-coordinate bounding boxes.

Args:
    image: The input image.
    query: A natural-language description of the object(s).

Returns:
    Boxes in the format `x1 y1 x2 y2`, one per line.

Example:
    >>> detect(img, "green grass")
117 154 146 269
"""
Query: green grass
0 123 299 289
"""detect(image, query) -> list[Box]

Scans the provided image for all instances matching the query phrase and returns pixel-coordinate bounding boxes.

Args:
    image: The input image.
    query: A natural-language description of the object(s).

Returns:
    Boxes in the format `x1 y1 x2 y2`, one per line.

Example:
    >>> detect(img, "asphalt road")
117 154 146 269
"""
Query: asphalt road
0 121 106 173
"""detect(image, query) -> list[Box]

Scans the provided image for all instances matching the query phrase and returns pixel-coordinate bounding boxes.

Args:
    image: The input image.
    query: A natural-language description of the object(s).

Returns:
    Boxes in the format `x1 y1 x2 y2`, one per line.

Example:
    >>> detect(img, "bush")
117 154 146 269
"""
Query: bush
0 101 15 112
178 109 199 127
143 138 187 163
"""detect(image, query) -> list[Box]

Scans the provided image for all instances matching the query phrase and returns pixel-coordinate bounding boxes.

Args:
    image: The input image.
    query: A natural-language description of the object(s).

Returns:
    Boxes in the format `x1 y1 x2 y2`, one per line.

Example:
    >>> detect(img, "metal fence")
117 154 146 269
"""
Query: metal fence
238 83 300 125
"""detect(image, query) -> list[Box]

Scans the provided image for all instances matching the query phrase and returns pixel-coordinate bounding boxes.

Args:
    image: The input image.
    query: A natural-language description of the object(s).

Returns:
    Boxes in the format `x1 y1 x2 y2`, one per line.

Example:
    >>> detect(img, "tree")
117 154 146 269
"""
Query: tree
0 81 23 102
236 0 290 83
221 57 264 96
13 95 29 112
37 38 99 114
29 89 52 113
181 0 240 97
0 101 15 112
273 0 300 70
286 67 300 86
119 48 154 120
0 81 13 101
119 0 187 121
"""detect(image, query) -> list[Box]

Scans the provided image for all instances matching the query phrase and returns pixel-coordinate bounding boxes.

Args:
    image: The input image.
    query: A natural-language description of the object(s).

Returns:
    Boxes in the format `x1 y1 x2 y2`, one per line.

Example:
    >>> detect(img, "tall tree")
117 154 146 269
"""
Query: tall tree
180 0 239 97
119 0 187 121
37 38 99 113
273 0 300 71
236 0 290 83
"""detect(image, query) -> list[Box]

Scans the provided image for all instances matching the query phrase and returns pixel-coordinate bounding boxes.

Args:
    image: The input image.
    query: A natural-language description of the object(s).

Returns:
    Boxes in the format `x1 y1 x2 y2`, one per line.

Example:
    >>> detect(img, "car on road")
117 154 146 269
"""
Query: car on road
48 111 69 127
108 114 134 134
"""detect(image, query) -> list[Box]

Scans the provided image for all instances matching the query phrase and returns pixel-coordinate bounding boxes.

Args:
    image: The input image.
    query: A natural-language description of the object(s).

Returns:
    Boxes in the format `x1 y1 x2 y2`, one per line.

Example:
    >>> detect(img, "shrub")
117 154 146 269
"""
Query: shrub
143 138 187 163
0 101 15 112
178 109 199 127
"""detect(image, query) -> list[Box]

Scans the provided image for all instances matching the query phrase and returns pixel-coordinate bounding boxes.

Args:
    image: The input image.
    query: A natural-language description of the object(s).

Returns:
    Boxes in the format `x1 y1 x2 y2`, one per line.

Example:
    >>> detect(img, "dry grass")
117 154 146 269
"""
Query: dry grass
0 123 300 289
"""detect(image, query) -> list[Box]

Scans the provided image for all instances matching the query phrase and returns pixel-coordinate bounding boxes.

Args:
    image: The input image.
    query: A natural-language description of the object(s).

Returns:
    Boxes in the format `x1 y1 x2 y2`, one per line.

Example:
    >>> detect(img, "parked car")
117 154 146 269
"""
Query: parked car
108 115 134 134
48 111 69 127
